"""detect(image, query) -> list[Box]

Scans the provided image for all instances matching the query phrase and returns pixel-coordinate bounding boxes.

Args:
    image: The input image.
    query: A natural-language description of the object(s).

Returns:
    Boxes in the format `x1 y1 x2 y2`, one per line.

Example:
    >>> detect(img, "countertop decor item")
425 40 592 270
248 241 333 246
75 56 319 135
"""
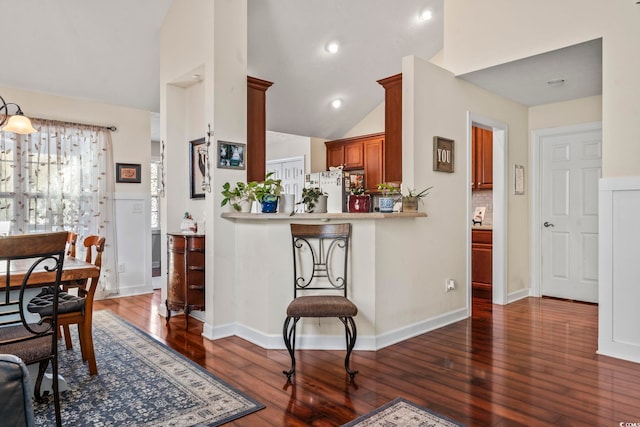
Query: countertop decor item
296 187 328 214
402 186 433 212
254 172 283 213
377 183 401 213
180 212 197 233
348 187 371 213
221 181 254 212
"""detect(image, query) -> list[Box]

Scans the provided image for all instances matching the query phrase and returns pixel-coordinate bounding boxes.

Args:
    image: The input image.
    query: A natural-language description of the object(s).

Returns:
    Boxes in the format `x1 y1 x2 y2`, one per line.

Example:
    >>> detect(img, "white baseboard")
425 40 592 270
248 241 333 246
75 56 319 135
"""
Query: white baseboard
201 307 468 351
507 288 531 303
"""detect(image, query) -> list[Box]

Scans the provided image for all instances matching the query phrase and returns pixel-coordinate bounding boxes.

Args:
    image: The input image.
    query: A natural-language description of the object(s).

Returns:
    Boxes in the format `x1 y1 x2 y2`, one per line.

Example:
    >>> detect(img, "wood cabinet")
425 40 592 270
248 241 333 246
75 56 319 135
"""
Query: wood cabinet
472 229 492 299
166 233 205 329
472 126 493 190
325 133 384 191
363 137 383 192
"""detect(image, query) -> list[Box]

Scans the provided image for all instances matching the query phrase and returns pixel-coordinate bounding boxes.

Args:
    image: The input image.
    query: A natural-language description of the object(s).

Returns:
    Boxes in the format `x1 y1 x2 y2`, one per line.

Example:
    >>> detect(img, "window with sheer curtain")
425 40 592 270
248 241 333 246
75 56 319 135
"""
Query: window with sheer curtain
0 119 119 296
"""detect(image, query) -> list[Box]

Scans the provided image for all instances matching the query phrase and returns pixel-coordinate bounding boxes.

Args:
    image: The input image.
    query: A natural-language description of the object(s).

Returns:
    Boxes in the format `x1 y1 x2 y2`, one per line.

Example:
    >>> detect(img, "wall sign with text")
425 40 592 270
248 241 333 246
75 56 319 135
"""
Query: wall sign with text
433 136 454 173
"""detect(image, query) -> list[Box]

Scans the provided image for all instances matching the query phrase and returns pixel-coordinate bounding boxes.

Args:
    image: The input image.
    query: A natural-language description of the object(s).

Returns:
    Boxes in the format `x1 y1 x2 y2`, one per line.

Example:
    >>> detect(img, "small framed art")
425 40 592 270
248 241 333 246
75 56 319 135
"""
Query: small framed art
433 136 454 173
115 163 142 183
190 138 206 199
217 141 246 170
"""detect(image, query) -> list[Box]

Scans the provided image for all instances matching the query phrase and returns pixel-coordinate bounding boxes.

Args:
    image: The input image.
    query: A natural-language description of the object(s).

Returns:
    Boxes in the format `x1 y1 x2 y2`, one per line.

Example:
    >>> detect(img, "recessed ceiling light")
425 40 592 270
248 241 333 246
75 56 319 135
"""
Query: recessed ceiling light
326 41 340 54
418 9 432 21
547 79 566 87
331 99 343 109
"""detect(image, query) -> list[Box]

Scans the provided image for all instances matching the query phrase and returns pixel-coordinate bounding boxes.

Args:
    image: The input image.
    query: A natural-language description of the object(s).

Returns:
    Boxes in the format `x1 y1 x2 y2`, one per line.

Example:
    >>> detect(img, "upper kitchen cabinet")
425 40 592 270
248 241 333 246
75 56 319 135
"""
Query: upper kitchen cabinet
472 125 493 190
326 135 368 170
325 133 384 191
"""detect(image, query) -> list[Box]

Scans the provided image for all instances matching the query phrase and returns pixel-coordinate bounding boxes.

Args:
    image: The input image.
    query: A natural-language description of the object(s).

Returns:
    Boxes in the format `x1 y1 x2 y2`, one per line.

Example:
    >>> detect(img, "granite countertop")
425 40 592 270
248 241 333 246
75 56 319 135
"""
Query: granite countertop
222 212 427 221
471 224 493 230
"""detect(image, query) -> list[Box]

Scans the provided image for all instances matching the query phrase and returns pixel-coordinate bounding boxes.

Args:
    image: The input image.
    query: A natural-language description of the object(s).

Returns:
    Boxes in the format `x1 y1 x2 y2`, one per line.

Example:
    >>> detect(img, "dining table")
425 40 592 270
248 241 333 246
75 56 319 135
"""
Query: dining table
1 255 100 289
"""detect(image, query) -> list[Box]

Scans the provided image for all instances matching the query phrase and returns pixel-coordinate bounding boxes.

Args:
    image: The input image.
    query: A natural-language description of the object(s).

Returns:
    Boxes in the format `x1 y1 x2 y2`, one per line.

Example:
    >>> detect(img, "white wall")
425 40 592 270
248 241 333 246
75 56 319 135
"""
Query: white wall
160 0 247 332
0 85 153 297
442 0 640 178
341 102 385 139
402 56 530 313
310 137 327 172
266 130 311 172
442 0 640 363
529 96 602 131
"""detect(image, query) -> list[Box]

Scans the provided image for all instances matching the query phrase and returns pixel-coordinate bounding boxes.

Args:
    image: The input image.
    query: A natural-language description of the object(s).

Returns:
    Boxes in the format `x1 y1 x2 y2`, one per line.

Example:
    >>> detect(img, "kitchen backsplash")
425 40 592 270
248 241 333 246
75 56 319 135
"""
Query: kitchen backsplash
472 189 493 225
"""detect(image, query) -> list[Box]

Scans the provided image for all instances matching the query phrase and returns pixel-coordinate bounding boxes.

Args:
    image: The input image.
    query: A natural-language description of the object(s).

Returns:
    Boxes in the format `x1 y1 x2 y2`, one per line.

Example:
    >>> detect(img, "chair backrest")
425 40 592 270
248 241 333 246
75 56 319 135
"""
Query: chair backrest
0 231 67 337
66 231 77 257
83 235 105 268
290 223 351 298
77 235 105 300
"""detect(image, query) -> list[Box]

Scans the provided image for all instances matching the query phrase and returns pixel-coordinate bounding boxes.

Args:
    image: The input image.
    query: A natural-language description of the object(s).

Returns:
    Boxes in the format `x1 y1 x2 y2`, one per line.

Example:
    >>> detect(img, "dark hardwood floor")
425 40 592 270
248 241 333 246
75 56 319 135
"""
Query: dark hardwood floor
94 291 640 426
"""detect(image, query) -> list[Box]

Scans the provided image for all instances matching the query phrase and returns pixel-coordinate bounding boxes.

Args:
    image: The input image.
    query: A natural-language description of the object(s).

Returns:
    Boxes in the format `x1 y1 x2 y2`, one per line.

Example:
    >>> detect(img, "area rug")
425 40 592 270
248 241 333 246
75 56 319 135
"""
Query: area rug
343 397 465 427
33 310 264 426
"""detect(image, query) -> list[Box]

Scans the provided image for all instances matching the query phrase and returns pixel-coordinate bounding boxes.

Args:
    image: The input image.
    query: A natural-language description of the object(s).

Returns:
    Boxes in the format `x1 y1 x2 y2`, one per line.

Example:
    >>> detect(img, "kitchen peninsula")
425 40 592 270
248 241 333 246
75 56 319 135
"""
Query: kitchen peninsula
217 210 465 353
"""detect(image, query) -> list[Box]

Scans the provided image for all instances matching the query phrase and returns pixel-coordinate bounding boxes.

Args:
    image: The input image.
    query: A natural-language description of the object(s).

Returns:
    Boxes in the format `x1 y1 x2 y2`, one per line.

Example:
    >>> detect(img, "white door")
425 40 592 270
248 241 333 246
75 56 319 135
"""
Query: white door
266 157 304 200
540 126 601 302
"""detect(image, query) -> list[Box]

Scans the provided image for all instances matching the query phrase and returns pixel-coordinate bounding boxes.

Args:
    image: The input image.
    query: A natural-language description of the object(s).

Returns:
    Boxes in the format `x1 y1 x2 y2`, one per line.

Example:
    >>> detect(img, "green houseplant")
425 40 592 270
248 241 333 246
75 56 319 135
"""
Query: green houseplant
297 187 328 213
220 181 254 212
253 172 283 213
402 186 433 212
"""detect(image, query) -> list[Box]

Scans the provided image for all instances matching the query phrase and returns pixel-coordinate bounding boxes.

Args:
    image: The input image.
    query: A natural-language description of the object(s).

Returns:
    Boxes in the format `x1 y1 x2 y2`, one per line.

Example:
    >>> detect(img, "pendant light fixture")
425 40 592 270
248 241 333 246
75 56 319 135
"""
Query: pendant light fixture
0 95 36 134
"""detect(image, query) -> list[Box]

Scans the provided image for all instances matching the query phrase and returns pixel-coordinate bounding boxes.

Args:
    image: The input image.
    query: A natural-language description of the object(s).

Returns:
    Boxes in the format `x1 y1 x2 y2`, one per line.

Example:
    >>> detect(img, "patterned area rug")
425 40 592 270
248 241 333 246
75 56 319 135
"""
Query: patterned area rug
33 310 264 426
343 397 465 427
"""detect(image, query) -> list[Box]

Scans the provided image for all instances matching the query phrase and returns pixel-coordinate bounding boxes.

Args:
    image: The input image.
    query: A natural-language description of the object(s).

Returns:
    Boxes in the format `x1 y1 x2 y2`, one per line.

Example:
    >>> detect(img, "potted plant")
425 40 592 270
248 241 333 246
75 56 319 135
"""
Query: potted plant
377 183 401 213
297 187 328 213
348 186 371 213
220 181 254 212
253 172 283 213
402 186 433 212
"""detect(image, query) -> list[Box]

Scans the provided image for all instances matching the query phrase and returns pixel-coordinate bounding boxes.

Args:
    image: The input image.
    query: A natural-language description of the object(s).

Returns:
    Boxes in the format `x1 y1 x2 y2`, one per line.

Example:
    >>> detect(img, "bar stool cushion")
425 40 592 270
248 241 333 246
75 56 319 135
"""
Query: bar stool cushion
0 325 52 362
286 295 357 318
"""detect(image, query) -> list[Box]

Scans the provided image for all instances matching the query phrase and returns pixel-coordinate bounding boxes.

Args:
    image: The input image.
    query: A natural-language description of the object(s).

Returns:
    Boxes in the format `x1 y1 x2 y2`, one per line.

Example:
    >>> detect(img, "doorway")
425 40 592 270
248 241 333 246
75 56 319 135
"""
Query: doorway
531 122 602 302
468 113 508 314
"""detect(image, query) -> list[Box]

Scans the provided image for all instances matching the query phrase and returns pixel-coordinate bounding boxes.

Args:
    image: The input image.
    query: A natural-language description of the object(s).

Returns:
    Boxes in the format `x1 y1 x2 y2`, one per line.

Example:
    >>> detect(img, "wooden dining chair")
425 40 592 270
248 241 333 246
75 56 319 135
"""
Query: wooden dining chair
65 231 77 258
29 235 105 376
0 231 68 427
282 223 358 382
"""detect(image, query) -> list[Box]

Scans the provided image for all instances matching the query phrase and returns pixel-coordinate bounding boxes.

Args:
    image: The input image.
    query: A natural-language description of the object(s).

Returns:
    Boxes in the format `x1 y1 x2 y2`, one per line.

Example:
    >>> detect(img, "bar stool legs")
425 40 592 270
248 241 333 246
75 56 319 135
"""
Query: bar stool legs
282 315 358 382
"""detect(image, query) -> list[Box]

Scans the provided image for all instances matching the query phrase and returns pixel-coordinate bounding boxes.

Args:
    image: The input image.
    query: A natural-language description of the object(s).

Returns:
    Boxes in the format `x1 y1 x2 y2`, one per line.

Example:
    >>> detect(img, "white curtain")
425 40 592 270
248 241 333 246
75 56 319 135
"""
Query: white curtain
0 119 119 296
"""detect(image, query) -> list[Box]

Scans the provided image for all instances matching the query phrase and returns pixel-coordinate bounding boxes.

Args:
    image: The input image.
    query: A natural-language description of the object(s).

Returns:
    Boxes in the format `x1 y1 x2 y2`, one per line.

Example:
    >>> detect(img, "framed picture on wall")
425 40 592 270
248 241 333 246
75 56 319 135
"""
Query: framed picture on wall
189 138 206 199
217 141 246 170
115 163 142 183
433 136 454 173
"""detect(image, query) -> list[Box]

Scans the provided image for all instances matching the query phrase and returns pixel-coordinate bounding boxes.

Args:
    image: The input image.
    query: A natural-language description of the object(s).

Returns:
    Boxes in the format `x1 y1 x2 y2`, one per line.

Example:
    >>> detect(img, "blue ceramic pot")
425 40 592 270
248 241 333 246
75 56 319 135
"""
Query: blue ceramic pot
379 197 395 213
261 198 278 213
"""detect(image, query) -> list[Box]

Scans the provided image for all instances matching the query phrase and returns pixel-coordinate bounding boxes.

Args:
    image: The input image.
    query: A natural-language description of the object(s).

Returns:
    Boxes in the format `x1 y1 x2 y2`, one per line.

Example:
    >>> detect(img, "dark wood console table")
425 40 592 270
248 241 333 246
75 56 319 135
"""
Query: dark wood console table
166 233 205 329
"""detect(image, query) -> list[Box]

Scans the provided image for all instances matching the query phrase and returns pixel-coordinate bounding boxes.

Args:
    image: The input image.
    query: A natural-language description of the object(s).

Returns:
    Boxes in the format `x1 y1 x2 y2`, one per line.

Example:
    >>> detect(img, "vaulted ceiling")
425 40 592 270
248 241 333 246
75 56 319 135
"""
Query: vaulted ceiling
0 1 601 142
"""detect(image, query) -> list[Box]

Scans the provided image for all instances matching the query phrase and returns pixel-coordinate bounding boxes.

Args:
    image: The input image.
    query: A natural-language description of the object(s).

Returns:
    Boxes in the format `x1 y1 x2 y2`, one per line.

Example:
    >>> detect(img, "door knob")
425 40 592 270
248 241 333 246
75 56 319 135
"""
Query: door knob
543 221 554 228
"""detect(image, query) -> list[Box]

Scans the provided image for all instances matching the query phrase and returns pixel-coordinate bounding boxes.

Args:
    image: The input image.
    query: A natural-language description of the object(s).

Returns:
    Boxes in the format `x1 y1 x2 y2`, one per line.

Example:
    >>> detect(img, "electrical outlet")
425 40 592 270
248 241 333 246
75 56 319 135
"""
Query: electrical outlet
118 263 126 273
446 279 456 292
